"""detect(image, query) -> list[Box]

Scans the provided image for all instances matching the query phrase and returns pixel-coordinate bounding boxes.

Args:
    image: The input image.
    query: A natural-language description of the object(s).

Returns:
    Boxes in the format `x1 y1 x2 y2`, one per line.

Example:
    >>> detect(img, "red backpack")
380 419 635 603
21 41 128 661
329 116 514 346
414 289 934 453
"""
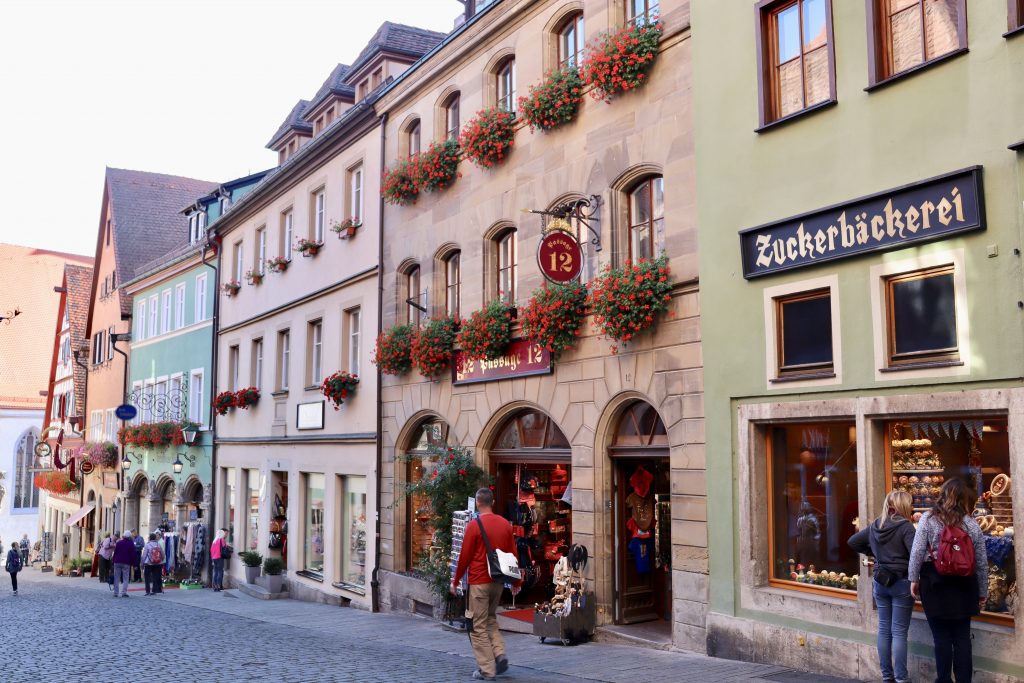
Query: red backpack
934 524 975 577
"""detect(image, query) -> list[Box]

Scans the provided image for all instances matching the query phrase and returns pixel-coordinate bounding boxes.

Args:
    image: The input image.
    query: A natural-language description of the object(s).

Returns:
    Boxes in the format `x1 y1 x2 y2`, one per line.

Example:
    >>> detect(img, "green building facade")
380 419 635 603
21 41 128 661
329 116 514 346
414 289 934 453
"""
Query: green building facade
693 1 1022 680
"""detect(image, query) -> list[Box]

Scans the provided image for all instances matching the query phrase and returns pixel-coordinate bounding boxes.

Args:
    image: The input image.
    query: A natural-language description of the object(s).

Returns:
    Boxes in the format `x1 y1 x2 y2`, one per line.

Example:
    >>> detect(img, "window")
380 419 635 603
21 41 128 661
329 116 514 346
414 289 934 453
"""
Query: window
407 120 421 157
775 289 833 376
195 273 208 322
308 320 323 385
189 370 204 425
626 0 659 24
13 428 40 509
148 295 158 338
169 374 182 416
445 251 461 317
218 197 228 215
278 329 291 391
161 290 171 334
234 241 244 284
281 209 294 261
496 58 517 113
142 382 154 422
246 469 260 552
868 0 966 85
405 420 448 569
443 93 460 140
345 307 361 376
189 213 200 243
252 338 264 389
348 165 364 223
767 421 859 593
757 0 833 125
405 266 422 327
558 13 585 67
131 382 142 424
312 189 325 243
229 345 240 391
256 227 267 276
175 284 186 329
304 473 326 577
107 325 115 360
627 176 664 261
340 475 367 589
884 264 958 367
224 468 236 545
136 301 146 341
497 230 518 304
358 80 369 101
92 330 105 365
1012 0 1024 33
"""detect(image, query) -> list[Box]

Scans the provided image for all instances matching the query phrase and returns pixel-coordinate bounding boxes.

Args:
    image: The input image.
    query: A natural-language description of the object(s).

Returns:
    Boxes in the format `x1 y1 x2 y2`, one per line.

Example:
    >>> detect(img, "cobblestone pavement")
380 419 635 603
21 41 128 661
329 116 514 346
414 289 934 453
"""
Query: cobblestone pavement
2 569 860 683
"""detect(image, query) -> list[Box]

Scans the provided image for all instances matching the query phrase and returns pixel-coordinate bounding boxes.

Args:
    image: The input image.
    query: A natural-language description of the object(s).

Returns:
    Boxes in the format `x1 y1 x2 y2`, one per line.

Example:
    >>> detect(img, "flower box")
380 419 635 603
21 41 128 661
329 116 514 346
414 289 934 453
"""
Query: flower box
245 269 264 286
413 139 461 194
521 282 588 356
382 159 420 206
588 254 673 352
518 66 585 133
266 256 289 273
332 217 363 240
223 280 241 296
296 238 324 257
580 20 664 102
34 470 78 495
373 324 415 375
412 316 459 379
234 387 260 409
459 107 516 169
320 371 359 409
457 299 515 361
212 391 237 416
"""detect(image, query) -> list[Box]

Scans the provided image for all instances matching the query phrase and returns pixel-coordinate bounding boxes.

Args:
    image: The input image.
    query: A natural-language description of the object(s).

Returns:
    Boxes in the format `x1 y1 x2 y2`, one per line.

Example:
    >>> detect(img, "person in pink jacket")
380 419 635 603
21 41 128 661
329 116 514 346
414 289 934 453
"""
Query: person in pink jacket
210 528 230 592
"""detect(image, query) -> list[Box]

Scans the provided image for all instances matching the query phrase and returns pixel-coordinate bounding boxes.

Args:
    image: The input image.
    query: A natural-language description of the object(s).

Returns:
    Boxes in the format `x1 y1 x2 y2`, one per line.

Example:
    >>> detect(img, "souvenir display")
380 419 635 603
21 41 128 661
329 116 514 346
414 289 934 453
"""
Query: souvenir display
532 544 595 646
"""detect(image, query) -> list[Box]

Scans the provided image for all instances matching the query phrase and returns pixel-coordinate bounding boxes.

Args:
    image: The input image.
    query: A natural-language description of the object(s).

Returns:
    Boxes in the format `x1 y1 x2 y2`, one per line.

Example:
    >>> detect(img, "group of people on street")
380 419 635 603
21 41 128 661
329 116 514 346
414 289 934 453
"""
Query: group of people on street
96 529 168 596
0 534 32 568
849 477 989 683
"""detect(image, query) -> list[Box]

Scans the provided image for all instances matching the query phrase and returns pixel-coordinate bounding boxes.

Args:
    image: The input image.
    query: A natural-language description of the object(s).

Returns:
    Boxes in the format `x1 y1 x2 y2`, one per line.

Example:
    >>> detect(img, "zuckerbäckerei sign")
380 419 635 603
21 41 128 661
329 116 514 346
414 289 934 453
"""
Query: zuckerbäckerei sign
739 166 984 279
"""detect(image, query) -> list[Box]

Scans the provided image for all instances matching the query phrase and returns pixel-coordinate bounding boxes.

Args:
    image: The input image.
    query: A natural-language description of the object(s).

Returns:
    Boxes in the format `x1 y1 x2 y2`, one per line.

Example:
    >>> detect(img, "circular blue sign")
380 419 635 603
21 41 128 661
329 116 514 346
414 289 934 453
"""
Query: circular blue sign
115 404 138 421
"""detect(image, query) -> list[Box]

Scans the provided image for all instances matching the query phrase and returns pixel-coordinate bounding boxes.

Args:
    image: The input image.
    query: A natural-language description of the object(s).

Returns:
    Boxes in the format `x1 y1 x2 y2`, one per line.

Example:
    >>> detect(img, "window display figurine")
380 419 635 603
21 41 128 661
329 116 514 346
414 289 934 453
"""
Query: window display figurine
795 500 822 564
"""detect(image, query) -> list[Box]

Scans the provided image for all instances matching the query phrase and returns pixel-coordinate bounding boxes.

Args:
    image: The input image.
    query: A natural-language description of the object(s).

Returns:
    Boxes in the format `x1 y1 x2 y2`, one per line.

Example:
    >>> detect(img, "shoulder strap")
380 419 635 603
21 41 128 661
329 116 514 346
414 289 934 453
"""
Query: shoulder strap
475 516 495 554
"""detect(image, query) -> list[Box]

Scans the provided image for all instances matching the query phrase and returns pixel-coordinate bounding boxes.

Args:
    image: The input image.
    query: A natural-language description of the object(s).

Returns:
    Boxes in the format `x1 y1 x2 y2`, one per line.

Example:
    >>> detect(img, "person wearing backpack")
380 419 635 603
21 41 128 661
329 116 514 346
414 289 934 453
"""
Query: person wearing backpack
142 533 164 595
6 541 23 595
909 478 988 683
848 490 917 683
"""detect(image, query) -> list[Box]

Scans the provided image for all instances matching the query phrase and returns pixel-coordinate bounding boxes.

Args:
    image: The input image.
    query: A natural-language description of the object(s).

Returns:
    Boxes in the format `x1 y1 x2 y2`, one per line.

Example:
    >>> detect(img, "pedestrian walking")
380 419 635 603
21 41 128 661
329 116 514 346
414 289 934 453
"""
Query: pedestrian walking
450 487 522 681
131 529 144 582
142 533 165 595
6 541 22 595
19 534 29 567
111 531 137 598
97 533 114 585
848 490 916 683
909 478 988 683
210 528 230 591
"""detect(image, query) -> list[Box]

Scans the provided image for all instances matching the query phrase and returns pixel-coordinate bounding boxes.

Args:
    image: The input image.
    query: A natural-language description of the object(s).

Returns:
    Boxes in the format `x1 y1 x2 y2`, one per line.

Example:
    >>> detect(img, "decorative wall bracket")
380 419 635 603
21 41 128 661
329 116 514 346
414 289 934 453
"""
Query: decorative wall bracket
524 195 603 252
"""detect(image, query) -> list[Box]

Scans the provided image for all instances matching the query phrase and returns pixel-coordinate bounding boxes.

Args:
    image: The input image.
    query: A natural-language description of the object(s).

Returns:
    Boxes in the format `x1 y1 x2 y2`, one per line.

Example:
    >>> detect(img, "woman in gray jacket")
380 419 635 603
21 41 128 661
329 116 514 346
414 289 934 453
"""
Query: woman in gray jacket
908 478 988 683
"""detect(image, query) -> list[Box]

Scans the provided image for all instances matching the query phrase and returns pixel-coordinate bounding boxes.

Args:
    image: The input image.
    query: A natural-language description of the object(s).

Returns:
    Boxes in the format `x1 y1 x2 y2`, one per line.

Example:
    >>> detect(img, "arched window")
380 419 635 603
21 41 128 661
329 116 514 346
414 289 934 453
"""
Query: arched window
492 410 570 451
443 93 460 141
405 419 450 570
558 12 585 67
14 428 40 509
496 229 517 304
612 401 668 449
445 251 461 317
404 264 422 327
404 119 422 158
495 57 517 113
626 0 659 25
627 176 664 261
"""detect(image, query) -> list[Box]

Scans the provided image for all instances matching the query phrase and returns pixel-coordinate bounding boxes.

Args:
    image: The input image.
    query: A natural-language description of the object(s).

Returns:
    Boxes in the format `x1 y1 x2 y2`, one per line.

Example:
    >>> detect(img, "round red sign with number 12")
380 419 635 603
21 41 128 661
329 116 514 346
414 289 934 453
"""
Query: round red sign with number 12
538 230 583 283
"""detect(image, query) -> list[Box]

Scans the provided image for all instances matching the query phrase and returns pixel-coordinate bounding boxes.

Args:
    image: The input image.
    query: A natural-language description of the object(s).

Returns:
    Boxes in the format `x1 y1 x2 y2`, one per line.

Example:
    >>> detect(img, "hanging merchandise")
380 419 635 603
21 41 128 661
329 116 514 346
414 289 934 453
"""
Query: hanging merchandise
191 524 206 582
627 535 654 574
533 543 596 646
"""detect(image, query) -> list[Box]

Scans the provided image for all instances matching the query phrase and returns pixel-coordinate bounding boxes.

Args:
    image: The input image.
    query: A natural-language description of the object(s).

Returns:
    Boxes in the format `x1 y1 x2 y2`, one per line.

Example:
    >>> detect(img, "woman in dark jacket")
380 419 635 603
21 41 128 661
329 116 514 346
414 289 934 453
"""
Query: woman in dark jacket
849 490 916 683
6 542 23 595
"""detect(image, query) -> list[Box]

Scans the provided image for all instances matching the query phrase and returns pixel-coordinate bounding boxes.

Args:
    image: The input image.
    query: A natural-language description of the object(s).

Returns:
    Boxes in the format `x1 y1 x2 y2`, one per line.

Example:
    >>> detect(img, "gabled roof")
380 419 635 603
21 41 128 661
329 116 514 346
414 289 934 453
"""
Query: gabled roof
266 99 313 150
305 63 355 115
348 22 446 78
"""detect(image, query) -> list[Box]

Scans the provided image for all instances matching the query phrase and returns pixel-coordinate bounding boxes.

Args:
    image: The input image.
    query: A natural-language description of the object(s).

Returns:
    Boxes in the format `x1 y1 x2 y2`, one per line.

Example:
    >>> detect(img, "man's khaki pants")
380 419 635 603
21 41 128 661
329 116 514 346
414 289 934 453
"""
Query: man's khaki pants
468 582 505 677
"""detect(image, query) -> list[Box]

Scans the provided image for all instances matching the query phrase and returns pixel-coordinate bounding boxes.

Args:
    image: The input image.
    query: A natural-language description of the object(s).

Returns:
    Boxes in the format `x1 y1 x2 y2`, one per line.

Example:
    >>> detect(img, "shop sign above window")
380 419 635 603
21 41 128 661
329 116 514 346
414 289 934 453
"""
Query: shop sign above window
453 339 552 385
740 166 984 279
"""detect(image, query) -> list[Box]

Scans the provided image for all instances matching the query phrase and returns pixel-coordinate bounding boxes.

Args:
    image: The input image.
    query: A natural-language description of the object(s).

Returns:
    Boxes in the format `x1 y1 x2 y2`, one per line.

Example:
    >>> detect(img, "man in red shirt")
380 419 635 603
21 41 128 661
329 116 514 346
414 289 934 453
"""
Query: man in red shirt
451 487 521 680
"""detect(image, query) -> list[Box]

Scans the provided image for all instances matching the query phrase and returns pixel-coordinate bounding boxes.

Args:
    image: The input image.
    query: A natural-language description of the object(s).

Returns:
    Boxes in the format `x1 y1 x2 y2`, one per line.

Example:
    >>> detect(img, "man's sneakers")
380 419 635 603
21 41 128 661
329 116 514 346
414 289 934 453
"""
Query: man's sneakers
495 656 509 675
471 671 495 681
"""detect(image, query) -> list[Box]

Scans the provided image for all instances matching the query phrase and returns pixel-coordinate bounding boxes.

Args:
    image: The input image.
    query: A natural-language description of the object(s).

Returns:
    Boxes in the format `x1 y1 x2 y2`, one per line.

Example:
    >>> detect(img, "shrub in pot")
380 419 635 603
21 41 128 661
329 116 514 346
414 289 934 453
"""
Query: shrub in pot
262 557 284 593
240 550 262 584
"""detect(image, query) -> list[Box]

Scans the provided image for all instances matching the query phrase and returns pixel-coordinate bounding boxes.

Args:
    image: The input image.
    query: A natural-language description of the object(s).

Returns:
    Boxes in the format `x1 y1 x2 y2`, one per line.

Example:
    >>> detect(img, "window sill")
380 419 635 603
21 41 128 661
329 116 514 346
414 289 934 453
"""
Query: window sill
331 581 367 596
1010 139 1024 152
296 570 323 583
864 48 968 93
1004 25 1024 39
879 360 963 373
304 385 321 392
770 371 836 384
755 99 837 133
271 390 289 397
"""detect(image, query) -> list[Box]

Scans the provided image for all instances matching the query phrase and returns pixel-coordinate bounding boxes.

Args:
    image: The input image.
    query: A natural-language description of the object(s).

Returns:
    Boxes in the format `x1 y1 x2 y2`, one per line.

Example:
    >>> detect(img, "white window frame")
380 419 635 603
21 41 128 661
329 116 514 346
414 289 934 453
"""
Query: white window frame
161 290 172 334
136 301 146 341
188 369 205 426
195 273 208 322
169 373 182 419
234 242 244 284
148 295 158 338
350 165 363 223
762 274 842 391
279 330 291 392
175 284 186 329
229 345 240 392
314 190 325 243
283 210 294 261
257 228 267 275
131 381 143 424
310 320 323 385
348 308 361 376
253 338 263 390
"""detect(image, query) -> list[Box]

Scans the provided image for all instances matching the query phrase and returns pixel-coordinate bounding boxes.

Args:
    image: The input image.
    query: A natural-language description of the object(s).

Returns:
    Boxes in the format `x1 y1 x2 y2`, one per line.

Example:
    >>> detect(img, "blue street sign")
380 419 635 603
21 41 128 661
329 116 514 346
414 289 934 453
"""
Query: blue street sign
115 404 138 421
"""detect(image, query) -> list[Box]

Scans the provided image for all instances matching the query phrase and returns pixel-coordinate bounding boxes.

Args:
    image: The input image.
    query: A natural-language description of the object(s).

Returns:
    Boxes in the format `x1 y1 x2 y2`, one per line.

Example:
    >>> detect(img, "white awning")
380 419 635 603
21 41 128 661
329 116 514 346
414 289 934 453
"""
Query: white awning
64 504 95 527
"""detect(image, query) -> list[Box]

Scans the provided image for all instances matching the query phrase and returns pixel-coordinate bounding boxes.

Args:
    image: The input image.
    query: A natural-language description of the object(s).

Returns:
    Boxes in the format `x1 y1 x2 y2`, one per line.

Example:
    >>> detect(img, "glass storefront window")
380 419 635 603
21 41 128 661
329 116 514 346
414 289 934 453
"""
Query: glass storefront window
405 420 448 570
768 422 859 593
887 417 1015 621
247 469 260 550
341 476 367 589
304 473 325 576
224 467 236 545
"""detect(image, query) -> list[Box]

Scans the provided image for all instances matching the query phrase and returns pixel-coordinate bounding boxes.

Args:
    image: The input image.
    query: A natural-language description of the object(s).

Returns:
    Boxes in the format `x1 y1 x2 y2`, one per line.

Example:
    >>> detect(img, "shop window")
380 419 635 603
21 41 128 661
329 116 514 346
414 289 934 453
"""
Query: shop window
340 476 367 590
626 0 659 25
558 12 585 67
756 0 834 126
224 467 236 546
246 469 260 551
627 176 664 261
405 420 450 571
493 410 570 450
767 421 859 594
774 288 833 377
303 473 325 579
884 264 958 367
887 418 1014 621
867 0 966 86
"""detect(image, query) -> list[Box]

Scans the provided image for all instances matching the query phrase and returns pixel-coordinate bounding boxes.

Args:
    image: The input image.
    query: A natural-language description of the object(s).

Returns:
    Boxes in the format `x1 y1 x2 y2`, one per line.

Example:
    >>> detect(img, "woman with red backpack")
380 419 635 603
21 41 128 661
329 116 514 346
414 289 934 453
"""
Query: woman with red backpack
908 478 988 683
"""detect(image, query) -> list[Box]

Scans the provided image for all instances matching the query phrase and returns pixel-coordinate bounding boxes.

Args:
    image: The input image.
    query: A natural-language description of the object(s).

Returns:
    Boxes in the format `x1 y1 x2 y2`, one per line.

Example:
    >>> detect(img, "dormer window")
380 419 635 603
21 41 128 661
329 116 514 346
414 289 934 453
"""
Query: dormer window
219 196 229 215
188 211 207 244
372 68 383 89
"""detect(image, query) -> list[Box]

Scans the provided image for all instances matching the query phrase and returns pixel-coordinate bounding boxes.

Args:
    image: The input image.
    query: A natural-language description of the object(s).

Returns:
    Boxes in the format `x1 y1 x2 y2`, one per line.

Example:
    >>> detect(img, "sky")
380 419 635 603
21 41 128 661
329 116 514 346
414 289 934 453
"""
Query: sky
0 0 461 258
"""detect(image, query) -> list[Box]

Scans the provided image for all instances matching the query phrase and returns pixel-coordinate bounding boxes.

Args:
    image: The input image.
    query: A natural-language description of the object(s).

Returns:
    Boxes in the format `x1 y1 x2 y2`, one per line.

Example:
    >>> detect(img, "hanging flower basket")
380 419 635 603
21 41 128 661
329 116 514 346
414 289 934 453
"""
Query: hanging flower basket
372 324 415 375
245 269 263 286
414 139 461 194
213 391 237 416
76 442 119 469
580 20 664 102
223 280 241 296
382 159 420 206
296 237 324 257
331 217 363 240
117 421 200 447
518 66 585 133
521 281 588 356
34 470 78 495
266 256 289 273
320 370 359 409
411 316 459 379
587 254 673 352
459 107 516 169
457 299 514 361
234 387 260 409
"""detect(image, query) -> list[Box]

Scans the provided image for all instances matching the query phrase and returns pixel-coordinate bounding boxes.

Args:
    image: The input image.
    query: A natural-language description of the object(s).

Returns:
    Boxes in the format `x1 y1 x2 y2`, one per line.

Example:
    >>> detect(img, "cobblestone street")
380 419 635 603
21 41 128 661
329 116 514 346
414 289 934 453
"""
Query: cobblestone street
2 569 861 683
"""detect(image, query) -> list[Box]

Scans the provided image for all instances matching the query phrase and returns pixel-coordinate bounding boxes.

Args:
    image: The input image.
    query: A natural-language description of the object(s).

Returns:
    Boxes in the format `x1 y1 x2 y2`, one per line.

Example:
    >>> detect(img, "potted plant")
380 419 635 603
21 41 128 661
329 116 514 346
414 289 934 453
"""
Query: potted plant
76 442 120 469
382 158 420 206
245 268 264 286
372 324 415 375
222 280 241 296
587 254 674 353
412 138 461 194
521 281 588 357
240 550 262 584
234 387 260 410
518 65 585 133
580 19 664 102
457 299 515 361
331 217 363 239
266 256 289 273
295 237 324 257
320 370 359 410
411 316 459 379
212 391 237 416
459 107 516 169
33 470 78 495
262 557 284 593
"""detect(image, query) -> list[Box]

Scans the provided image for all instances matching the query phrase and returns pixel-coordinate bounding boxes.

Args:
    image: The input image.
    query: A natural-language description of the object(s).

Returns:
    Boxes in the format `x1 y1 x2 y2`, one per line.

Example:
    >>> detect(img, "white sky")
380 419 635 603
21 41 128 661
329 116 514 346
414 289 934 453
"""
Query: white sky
0 0 461 258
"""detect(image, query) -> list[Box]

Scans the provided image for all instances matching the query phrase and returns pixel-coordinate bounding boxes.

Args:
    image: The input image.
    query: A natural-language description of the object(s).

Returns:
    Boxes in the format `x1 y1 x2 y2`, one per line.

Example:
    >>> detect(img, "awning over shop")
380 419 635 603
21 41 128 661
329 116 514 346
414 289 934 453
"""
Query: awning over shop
63 504 95 527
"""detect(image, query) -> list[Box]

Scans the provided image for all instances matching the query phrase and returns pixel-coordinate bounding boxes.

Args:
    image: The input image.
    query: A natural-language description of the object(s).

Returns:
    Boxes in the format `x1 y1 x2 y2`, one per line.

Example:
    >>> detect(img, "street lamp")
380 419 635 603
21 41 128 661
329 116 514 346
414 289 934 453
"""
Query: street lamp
172 456 184 475
121 455 132 471
182 426 198 446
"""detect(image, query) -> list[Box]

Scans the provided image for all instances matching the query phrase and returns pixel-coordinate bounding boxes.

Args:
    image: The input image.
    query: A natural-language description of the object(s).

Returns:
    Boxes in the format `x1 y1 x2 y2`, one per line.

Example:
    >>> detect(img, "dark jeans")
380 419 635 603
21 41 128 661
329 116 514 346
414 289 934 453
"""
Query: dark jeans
8 571 17 592
212 558 224 589
926 615 973 683
133 550 142 581
144 564 163 594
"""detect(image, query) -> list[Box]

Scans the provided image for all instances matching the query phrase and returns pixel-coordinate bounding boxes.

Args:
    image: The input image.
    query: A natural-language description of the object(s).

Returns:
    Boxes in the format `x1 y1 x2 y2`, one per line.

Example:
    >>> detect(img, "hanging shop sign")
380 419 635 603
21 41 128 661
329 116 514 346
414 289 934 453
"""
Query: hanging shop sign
453 339 552 385
79 461 95 476
115 403 138 422
34 441 51 458
538 222 584 283
739 166 984 279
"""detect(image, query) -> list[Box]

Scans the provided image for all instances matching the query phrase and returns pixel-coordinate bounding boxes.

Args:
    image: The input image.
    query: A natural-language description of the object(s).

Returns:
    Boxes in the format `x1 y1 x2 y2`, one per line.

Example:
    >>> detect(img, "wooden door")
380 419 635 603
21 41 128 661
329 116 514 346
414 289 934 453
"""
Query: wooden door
615 457 670 624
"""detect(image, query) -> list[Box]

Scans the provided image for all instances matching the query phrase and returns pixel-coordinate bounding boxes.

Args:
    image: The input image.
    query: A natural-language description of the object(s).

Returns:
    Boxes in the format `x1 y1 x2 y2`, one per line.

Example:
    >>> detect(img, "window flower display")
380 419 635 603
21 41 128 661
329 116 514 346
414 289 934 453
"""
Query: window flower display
295 237 324 257
320 370 359 409
580 19 663 103
266 256 289 273
382 159 420 206
459 107 516 169
372 324 414 375
222 280 241 296
521 281 587 356
234 387 260 409
413 139 461 194
212 391 237 416
456 299 514 361
245 269 263 286
518 66 585 133
411 316 459 379
331 217 363 239
587 255 673 352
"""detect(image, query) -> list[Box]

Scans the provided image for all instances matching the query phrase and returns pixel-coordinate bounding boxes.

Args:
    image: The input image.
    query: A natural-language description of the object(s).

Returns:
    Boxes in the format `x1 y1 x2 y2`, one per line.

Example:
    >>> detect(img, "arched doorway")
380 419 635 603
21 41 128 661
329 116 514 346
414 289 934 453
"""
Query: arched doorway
403 418 450 571
83 490 97 554
609 401 671 626
489 409 572 605
150 477 177 533
128 473 150 539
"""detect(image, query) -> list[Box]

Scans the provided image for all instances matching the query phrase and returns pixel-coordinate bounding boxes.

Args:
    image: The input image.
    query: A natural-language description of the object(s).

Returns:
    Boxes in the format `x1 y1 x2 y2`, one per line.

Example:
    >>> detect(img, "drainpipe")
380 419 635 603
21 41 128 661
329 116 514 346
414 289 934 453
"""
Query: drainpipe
371 111 389 613
201 238 221 586
111 337 130 535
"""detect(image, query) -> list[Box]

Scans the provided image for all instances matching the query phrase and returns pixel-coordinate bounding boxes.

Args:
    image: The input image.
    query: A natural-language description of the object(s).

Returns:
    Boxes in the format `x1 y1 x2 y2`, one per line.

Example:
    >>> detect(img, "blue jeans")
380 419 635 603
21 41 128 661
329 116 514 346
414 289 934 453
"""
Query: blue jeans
112 563 131 597
874 577 913 683
212 558 224 589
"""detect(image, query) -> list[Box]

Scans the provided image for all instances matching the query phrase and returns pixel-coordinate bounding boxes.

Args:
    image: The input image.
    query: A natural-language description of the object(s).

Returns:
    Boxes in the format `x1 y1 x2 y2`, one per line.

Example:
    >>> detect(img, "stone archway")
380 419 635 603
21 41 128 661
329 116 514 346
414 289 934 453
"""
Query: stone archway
149 474 177 533
126 472 150 538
